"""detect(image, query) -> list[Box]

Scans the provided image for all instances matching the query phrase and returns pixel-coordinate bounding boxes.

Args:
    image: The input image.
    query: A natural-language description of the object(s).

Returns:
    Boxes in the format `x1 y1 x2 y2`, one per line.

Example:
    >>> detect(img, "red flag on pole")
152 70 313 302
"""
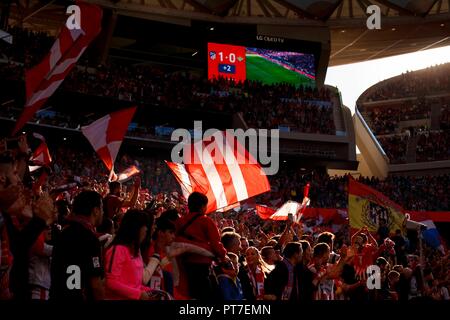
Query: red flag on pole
81 107 137 173
13 1 102 135
30 141 52 167
28 133 52 193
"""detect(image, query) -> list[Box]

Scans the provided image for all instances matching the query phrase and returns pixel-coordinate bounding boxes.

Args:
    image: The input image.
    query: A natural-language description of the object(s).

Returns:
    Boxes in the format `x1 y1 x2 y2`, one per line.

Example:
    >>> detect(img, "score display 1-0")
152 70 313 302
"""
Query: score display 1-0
207 42 246 82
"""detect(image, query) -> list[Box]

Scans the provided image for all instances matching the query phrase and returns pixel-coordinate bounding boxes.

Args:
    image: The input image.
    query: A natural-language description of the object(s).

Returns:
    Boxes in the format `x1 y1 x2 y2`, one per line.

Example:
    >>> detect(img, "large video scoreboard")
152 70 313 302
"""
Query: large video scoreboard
207 41 317 87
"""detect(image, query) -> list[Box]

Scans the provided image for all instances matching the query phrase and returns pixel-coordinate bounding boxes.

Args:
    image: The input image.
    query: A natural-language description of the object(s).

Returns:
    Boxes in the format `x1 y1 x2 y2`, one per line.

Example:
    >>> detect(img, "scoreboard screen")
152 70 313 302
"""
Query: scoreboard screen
207 42 316 87
207 43 247 82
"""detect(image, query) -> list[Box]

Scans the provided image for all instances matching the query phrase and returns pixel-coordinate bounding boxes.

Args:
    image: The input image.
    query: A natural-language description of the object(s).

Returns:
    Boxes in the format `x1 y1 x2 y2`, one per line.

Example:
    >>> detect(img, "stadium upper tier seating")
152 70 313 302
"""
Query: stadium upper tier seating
0 27 337 136
357 63 450 164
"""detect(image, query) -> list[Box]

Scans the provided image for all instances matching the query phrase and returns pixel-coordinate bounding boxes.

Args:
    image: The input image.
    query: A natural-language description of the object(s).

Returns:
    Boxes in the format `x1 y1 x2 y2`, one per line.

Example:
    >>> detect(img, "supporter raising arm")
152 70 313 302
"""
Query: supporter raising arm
0 147 56 300
278 219 295 250
352 226 378 248
104 176 141 220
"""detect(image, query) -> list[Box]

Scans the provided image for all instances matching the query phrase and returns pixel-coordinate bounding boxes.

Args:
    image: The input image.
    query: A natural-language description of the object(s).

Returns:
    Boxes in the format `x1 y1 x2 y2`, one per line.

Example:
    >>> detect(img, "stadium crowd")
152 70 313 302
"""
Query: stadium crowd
359 90 450 164
376 135 409 164
361 63 450 102
8 139 450 213
0 28 336 135
0 60 336 135
362 100 431 136
0 137 449 301
0 27 448 303
416 130 450 162
0 26 54 67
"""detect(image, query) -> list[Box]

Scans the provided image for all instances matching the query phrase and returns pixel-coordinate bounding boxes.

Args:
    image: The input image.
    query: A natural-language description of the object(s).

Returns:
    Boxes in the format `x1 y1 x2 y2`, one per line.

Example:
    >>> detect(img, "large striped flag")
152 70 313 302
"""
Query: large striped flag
12 1 102 135
166 130 270 214
81 107 137 174
348 177 406 235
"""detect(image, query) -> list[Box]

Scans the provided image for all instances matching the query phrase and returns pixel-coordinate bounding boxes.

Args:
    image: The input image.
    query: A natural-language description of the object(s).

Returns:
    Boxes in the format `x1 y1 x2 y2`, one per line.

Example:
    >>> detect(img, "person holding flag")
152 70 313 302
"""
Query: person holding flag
103 177 141 223
174 192 228 300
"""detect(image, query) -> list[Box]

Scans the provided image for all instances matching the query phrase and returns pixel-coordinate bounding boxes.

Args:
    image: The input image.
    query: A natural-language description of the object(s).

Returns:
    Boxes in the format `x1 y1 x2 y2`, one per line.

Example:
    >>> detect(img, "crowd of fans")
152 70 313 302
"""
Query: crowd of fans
361 63 450 102
416 130 450 162
266 169 450 212
64 68 336 134
361 100 431 136
26 140 450 214
441 104 450 130
359 87 450 164
0 61 336 135
0 27 448 303
0 26 54 67
377 135 409 164
25 140 450 213
0 136 448 301
0 27 336 135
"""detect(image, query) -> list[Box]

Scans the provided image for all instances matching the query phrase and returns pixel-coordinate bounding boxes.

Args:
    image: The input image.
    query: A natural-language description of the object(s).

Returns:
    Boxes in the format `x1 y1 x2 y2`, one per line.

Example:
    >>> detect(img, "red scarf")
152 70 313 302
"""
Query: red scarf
282 259 296 300
248 265 265 300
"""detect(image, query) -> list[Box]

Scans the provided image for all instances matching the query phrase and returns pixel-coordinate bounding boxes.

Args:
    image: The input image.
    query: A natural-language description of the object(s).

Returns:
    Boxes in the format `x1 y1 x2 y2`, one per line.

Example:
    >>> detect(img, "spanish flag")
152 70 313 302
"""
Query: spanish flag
348 177 406 235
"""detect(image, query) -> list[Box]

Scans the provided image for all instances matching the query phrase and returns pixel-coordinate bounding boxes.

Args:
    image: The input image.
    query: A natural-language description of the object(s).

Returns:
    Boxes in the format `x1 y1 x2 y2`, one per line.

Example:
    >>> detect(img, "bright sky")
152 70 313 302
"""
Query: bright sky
325 45 450 113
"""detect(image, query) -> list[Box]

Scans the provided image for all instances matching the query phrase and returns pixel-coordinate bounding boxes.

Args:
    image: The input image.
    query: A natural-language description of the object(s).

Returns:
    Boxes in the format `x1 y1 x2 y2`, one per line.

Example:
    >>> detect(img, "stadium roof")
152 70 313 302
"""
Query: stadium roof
6 0 450 65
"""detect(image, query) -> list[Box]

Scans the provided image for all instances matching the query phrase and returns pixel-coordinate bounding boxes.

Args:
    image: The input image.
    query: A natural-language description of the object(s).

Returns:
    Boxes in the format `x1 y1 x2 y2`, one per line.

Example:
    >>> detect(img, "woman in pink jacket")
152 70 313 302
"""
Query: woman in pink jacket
104 210 152 300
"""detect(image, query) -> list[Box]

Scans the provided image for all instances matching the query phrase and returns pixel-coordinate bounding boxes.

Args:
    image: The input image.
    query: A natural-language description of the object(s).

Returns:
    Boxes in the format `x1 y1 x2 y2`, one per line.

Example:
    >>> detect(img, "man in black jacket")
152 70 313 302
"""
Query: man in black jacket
50 191 105 301
296 240 314 301
264 242 302 301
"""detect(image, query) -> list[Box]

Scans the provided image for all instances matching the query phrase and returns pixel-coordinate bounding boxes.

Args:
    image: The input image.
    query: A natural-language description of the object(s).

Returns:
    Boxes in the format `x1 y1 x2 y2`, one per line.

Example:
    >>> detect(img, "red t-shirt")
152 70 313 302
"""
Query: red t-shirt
174 212 227 264
104 194 123 219
353 244 378 279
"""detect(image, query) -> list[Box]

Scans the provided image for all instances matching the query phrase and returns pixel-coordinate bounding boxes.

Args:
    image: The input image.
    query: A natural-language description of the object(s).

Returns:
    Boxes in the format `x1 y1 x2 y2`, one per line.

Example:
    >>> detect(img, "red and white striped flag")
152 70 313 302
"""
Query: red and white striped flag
81 107 137 173
270 201 302 221
12 1 102 135
166 131 270 214
256 183 310 222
